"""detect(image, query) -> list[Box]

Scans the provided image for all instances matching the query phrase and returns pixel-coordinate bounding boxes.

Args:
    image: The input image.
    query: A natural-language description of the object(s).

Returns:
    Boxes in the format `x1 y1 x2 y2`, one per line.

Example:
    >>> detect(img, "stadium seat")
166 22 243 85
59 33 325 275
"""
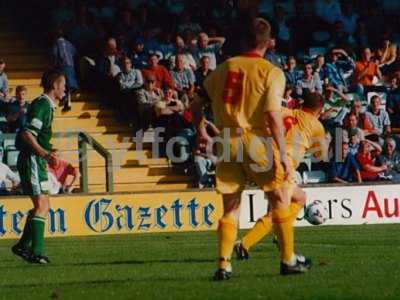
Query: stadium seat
302 171 327 184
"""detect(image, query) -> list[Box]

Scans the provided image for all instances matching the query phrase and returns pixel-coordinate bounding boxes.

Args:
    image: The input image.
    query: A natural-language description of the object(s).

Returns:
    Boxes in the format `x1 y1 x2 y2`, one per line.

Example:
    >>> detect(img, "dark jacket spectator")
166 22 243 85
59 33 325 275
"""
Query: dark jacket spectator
5 86 30 133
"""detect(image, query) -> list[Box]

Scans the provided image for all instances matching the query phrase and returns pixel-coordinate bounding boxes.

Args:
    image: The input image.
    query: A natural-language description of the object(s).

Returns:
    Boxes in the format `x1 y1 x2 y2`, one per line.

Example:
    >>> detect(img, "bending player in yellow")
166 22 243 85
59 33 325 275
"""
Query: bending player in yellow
235 92 328 260
192 18 312 280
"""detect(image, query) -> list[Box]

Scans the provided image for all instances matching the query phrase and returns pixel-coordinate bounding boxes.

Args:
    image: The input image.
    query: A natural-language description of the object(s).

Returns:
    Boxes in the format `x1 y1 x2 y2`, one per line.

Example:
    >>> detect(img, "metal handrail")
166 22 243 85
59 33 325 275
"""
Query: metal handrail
0 131 114 193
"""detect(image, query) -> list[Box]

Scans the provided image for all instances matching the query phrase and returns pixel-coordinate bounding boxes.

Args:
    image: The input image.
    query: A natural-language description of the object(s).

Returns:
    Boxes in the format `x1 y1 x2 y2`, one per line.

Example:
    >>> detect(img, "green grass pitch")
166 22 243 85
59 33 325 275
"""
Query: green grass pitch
0 224 399 300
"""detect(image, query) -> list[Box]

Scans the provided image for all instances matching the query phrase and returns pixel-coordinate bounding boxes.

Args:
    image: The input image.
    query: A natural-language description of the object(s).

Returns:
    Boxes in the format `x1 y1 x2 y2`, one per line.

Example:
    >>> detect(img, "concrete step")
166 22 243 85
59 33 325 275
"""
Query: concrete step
87 167 190 185
83 182 192 193
58 149 168 168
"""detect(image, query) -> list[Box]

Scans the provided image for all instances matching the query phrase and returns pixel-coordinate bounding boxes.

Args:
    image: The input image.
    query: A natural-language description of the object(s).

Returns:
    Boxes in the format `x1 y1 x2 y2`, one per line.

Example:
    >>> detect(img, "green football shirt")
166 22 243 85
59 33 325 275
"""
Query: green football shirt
17 94 56 153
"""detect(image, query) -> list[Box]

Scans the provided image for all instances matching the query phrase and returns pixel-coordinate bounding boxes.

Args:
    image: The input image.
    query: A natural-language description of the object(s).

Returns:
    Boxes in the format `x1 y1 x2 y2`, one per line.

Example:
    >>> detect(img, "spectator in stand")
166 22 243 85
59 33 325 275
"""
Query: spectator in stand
47 155 78 194
116 56 143 91
142 53 174 89
96 37 122 79
342 99 373 131
352 47 383 95
153 87 185 154
169 35 197 70
0 60 8 102
0 154 20 195
283 85 296 109
386 75 400 128
5 86 30 133
194 56 211 91
52 29 78 111
296 63 323 96
320 83 350 123
348 130 361 155
135 74 164 130
315 55 327 81
375 37 398 76
366 95 391 139
356 139 385 181
344 113 365 141
194 119 219 188
191 32 225 70
322 48 355 91
328 141 361 183
284 56 302 87
264 38 285 69
170 54 196 108
376 138 400 181
128 37 148 70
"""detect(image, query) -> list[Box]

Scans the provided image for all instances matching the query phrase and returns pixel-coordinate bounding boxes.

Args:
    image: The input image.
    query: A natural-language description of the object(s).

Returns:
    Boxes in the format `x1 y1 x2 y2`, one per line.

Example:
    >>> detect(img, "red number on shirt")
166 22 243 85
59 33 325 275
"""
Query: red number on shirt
283 116 298 136
223 70 244 104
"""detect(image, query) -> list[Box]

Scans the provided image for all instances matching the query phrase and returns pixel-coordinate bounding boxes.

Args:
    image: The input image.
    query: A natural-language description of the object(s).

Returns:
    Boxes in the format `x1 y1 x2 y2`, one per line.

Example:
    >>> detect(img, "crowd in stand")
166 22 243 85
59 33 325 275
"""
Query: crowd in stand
3 0 400 192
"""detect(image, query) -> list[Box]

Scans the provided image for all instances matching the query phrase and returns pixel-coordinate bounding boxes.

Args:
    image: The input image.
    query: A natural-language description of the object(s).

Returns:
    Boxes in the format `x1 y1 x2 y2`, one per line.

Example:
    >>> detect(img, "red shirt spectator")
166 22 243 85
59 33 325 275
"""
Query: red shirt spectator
353 47 382 86
48 157 78 189
142 53 174 89
342 100 373 131
356 140 386 181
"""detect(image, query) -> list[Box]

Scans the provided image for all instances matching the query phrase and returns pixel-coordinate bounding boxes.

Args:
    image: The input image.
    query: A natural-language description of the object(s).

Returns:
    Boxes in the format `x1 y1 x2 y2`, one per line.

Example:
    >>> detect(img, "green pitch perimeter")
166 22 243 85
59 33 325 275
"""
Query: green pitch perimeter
0 224 399 300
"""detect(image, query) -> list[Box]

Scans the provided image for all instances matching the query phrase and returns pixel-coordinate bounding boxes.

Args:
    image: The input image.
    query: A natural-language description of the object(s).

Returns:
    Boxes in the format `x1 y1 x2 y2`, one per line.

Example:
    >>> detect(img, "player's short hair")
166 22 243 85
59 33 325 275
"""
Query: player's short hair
16 85 27 93
40 69 65 92
243 17 271 49
303 92 324 111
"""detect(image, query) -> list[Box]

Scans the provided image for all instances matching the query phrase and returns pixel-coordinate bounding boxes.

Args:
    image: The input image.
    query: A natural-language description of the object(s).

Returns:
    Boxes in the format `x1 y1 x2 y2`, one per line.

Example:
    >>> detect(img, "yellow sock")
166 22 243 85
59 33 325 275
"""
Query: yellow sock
289 201 304 223
218 216 238 270
242 215 272 251
272 207 294 264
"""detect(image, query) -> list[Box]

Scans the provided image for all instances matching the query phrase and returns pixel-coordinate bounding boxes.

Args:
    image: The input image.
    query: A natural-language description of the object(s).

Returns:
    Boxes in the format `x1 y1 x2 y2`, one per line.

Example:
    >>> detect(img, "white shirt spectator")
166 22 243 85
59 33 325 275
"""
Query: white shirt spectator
108 56 121 77
169 53 197 70
0 162 20 191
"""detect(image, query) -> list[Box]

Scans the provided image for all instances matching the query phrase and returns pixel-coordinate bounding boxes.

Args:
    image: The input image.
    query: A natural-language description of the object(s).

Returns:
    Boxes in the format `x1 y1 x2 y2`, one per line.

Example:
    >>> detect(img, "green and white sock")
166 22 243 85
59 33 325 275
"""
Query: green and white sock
31 216 46 256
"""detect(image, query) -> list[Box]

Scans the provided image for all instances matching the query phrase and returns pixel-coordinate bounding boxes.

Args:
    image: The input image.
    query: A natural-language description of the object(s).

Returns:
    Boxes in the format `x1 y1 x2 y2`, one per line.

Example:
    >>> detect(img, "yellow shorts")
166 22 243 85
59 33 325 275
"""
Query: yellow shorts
215 132 295 194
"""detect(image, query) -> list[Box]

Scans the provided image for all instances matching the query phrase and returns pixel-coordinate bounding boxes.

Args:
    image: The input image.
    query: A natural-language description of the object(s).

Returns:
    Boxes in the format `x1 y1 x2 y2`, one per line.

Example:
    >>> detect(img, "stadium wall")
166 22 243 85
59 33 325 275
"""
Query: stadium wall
1 184 399 239
240 184 400 228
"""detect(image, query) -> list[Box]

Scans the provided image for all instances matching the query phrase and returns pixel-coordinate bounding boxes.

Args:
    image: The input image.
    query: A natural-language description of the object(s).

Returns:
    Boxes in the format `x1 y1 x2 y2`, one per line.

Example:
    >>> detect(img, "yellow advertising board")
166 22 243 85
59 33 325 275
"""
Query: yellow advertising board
0 191 223 240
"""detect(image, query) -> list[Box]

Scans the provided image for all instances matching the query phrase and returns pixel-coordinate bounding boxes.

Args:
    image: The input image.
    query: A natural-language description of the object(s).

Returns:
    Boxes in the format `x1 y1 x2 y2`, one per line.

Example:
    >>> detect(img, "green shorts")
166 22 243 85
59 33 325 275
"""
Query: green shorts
17 152 50 196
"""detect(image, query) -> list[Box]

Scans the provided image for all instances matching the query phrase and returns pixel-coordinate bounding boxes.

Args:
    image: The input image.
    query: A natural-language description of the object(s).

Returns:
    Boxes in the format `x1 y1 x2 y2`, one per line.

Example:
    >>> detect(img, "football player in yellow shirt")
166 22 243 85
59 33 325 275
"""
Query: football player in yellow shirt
234 92 328 260
192 18 312 280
